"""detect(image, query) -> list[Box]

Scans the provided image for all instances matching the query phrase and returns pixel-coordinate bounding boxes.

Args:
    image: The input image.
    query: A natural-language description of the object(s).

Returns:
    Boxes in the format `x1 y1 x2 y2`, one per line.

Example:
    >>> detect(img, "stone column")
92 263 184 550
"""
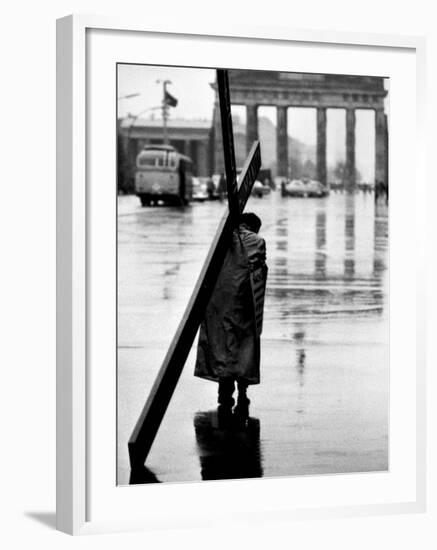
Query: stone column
276 106 288 179
127 138 138 192
189 141 198 174
127 137 138 169
197 140 209 177
246 104 258 154
375 108 387 187
212 98 224 174
316 107 327 185
345 108 356 190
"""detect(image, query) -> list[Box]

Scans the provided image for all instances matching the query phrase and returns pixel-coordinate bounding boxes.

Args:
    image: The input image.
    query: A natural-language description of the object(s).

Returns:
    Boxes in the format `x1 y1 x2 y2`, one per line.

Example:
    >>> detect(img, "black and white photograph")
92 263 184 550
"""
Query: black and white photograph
116 63 389 486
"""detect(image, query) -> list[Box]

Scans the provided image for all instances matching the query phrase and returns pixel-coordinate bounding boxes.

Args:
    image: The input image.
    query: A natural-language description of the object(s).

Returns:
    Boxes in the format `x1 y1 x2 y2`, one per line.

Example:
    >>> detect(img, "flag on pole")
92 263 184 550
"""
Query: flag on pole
164 90 178 107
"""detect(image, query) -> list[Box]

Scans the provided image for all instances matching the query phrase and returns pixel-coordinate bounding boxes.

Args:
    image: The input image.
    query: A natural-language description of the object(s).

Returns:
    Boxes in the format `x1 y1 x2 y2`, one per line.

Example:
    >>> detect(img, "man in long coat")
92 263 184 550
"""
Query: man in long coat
194 212 267 415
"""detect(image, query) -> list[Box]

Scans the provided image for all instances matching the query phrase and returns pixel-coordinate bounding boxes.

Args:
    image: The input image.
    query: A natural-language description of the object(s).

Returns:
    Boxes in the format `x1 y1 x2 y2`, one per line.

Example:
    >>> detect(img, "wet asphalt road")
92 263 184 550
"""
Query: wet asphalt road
117 190 389 485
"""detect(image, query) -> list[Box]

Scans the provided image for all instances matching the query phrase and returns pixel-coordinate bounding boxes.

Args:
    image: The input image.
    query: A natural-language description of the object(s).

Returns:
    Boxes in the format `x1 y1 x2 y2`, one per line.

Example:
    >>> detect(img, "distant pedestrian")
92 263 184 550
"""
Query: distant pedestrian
206 178 215 200
218 173 226 202
195 212 268 420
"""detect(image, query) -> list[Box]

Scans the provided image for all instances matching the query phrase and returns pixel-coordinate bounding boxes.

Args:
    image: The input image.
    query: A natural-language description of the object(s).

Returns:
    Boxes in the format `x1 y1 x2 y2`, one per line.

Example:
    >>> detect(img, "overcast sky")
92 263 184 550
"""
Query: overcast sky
118 64 387 180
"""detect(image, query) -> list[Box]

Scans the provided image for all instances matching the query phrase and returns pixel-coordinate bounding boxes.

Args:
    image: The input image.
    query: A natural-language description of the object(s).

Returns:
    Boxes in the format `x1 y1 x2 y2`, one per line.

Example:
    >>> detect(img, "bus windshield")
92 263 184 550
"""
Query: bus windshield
137 150 178 169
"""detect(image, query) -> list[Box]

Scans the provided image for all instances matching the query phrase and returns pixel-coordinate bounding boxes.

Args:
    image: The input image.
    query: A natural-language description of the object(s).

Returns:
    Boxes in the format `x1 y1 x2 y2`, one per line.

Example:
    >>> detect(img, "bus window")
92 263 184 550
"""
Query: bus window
138 150 174 168
138 149 181 170
168 153 178 169
156 152 167 167
137 151 157 167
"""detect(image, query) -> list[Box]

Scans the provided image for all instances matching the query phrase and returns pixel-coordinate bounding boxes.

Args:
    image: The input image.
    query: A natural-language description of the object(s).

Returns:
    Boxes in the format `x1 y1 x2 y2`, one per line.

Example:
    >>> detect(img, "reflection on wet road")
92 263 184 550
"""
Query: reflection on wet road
194 410 263 481
117 191 388 485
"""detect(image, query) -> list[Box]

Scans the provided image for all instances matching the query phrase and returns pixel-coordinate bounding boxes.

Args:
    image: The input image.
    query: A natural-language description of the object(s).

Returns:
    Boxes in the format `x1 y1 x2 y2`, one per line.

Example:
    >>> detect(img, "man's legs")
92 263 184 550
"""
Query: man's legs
237 380 250 406
234 379 250 420
217 378 235 408
218 378 251 422
217 378 235 425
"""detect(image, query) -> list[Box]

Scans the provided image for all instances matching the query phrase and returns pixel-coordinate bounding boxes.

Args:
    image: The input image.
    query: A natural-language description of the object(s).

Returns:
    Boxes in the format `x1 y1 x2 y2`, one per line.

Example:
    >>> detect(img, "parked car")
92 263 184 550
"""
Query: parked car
192 177 209 202
282 177 329 198
199 177 216 200
251 180 271 198
258 168 275 190
235 167 271 198
210 173 226 200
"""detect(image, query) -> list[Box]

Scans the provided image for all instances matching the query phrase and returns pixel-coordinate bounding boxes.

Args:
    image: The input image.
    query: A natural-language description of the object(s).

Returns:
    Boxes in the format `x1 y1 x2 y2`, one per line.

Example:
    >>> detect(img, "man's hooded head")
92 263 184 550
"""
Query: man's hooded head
240 212 262 234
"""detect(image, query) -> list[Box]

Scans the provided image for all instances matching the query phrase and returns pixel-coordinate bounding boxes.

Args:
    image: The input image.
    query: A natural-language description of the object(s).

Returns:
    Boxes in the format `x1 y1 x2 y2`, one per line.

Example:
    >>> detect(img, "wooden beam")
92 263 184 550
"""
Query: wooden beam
128 140 261 469
217 69 239 222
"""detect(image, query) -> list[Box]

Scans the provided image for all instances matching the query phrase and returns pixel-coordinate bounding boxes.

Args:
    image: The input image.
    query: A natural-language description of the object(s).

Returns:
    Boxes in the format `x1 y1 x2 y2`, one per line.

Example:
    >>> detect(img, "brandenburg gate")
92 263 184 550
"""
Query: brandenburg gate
212 70 388 187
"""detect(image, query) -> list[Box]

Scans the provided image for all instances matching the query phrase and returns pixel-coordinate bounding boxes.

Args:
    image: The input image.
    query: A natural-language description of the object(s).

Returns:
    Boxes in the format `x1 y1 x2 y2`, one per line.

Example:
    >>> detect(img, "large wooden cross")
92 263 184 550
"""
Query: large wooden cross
128 69 261 470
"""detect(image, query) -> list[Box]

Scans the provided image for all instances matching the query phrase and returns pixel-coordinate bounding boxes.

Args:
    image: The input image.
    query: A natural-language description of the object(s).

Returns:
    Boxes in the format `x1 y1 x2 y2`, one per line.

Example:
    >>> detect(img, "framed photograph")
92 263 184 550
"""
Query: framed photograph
56 15 426 535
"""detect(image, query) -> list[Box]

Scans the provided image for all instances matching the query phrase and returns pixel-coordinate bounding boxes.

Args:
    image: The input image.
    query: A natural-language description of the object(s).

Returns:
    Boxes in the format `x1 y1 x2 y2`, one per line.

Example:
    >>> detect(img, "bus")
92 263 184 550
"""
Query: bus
134 145 193 206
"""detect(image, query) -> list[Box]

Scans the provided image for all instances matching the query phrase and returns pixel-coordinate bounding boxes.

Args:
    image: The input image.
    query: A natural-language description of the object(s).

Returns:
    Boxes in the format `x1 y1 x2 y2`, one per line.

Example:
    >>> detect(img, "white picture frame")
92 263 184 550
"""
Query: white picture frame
56 14 427 535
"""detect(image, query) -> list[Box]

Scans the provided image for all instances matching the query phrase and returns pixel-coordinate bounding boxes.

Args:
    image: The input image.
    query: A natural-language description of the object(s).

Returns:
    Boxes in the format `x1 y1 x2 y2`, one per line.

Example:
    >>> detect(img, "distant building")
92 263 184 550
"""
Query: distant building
118 118 213 191
117 115 314 192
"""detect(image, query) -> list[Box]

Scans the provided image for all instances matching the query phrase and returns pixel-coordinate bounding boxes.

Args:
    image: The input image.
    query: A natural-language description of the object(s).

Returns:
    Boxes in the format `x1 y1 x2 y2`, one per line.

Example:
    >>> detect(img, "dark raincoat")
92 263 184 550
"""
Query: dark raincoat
194 223 267 385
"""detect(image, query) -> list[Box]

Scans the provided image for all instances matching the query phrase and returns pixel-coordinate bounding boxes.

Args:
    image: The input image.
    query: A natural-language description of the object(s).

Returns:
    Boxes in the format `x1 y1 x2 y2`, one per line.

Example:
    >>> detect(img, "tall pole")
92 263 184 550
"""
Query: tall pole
158 79 171 145
217 70 239 223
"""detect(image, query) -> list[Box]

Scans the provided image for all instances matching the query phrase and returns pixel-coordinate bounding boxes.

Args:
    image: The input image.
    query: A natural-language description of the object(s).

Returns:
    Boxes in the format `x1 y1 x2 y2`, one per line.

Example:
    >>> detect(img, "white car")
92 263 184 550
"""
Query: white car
191 177 208 202
251 180 271 198
283 177 329 198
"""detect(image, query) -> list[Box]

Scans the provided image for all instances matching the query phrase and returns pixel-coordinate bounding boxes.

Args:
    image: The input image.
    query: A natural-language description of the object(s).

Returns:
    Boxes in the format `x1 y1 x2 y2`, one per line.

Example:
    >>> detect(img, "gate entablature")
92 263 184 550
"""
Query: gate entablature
226 71 386 109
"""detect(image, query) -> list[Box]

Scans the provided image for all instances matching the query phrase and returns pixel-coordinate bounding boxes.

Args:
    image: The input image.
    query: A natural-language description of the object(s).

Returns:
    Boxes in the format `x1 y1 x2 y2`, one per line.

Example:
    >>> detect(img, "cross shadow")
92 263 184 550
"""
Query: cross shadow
24 511 56 530
193 409 263 481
